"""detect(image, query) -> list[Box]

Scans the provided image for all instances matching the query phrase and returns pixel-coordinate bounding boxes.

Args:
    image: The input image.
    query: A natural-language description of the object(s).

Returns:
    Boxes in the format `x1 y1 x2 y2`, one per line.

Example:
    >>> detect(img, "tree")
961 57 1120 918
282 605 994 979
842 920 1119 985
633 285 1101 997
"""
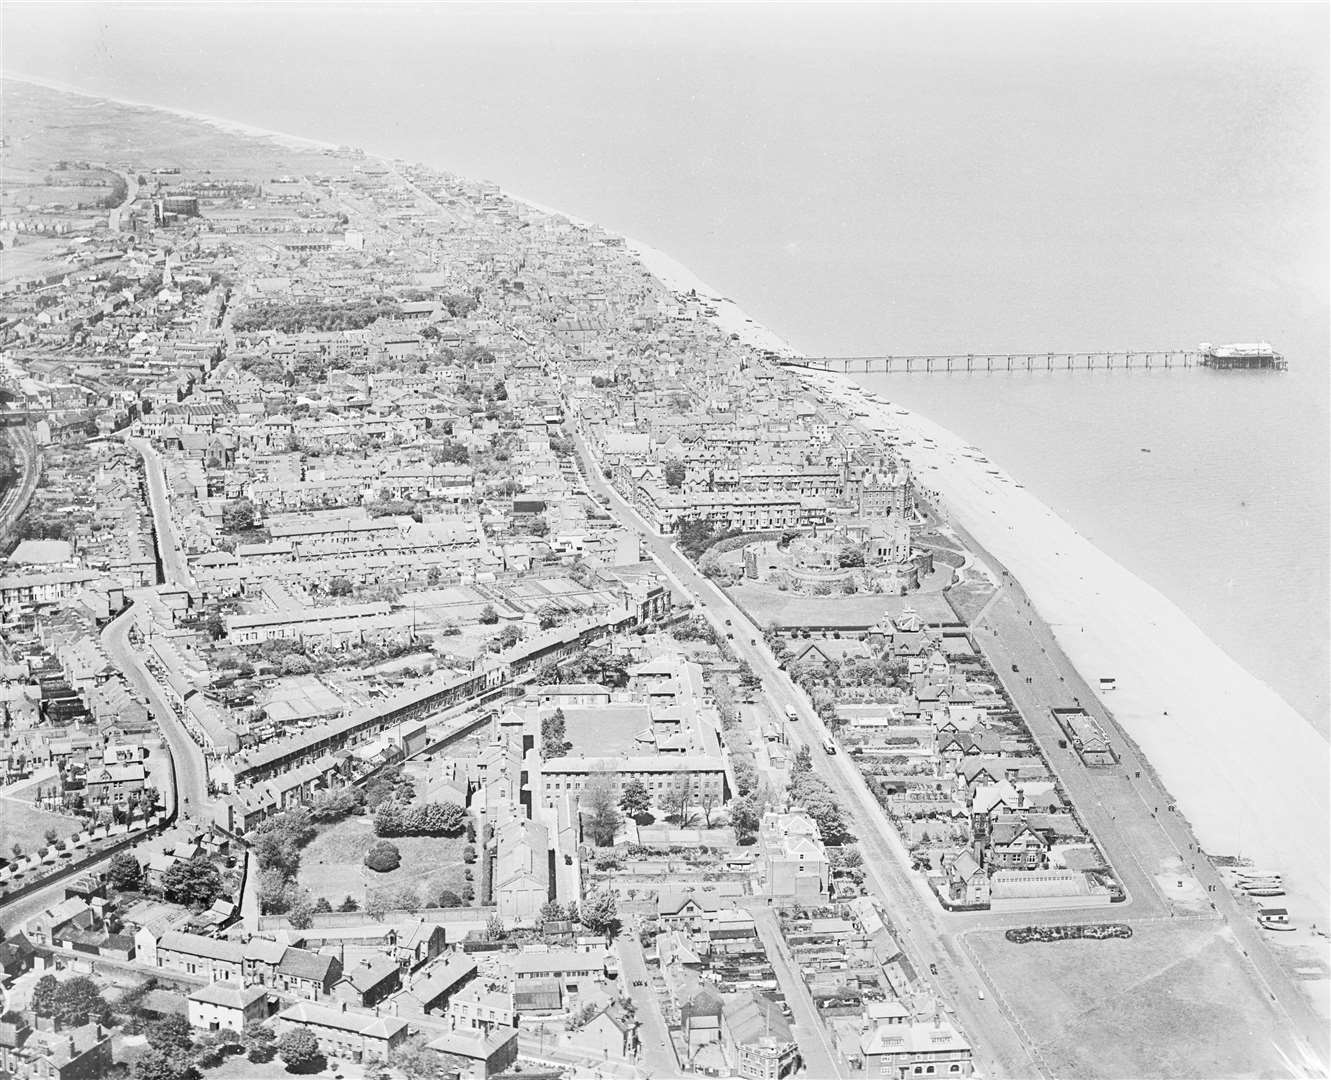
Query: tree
106 851 142 891
162 854 223 908
258 868 297 914
326 576 353 596
52 976 109 1028
619 778 651 821
287 894 315 930
133 1047 199 1080
490 625 523 652
838 545 866 568
478 604 499 625
390 1036 451 1080
539 898 564 924
437 889 463 908
374 801 406 837
365 840 401 872
366 891 391 921
527 516 550 538
221 498 256 533
732 759 758 797
337 895 360 912
699 790 719 828
734 660 762 692
313 897 333 913
664 460 686 488
583 773 621 847
252 829 301 876
484 914 506 941
664 785 691 826
31 975 60 1019
205 614 227 640
541 709 571 760
278 1027 323 1073
580 890 620 939
536 602 563 630
729 793 764 843
793 745 813 773
146 1014 194 1052
243 1022 277 1063
409 801 467 836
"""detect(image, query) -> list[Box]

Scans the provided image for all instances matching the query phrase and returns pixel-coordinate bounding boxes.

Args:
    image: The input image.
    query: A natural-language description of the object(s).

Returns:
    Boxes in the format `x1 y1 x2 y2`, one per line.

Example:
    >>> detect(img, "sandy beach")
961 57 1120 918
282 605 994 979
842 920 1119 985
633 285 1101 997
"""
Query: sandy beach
800 367 1330 931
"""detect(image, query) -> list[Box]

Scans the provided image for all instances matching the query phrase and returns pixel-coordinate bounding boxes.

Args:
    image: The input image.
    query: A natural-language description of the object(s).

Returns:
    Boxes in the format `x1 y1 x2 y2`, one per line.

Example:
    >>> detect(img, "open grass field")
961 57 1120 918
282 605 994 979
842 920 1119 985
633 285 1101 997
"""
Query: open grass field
943 580 998 624
299 815 468 909
0 796 85 854
967 921 1296 1078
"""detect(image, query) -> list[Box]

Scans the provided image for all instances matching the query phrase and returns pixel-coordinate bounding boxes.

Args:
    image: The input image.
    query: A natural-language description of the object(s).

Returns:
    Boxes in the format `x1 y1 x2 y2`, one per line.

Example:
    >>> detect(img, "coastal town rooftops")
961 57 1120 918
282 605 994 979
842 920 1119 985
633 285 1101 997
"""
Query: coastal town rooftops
277 1000 408 1040
188 980 268 1009
158 931 245 963
860 1017 971 1056
426 1025 519 1059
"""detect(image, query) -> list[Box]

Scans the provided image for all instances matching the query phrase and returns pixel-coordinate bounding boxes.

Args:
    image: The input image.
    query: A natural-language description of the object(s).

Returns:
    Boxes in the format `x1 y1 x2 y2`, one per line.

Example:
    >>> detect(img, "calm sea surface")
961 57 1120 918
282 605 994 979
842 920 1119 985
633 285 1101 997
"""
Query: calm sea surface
5 4 1327 726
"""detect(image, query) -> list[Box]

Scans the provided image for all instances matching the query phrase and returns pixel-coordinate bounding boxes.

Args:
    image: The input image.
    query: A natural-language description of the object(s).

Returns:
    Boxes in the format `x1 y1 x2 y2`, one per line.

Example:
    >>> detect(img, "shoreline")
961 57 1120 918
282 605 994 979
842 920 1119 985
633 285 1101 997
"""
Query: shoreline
3 73 340 153
801 366 1329 928
7 73 1325 921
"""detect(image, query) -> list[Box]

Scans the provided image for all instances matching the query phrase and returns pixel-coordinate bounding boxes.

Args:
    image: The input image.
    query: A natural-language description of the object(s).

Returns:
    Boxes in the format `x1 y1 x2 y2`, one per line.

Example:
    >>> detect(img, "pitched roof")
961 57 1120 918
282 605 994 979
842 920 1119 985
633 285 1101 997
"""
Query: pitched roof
188 980 268 1009
277 946 339 983
157 931 244 964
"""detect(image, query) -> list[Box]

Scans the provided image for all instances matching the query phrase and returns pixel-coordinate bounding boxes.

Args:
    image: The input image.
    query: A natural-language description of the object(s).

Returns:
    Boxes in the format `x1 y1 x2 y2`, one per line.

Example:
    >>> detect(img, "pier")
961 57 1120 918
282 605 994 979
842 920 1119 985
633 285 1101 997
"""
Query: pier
777 347 1286 374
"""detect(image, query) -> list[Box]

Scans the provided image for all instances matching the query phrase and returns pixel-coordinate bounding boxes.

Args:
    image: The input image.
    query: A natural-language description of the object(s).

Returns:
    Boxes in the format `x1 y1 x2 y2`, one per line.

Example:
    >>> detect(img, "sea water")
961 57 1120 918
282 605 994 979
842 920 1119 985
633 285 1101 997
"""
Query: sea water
849 364 1329 734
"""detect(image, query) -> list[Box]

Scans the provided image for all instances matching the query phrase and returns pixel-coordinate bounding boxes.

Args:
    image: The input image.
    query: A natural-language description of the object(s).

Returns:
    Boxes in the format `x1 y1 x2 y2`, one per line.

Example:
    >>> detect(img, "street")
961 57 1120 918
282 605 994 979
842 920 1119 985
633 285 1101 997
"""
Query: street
571 427 1037 1078
101 604 211 818
616 935 681 1078
129 435 195 589
751 907 844 1078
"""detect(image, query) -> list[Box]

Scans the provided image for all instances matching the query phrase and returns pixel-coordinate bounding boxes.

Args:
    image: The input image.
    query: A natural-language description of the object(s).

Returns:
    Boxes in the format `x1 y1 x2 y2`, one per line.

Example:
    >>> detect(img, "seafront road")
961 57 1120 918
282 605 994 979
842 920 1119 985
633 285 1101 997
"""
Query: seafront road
955 519 1330 1069
571 420 1328 1076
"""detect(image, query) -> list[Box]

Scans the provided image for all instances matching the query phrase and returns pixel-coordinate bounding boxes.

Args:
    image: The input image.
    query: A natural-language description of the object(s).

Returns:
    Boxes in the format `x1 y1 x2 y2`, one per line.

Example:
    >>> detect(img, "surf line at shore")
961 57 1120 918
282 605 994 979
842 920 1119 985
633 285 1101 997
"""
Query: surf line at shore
802 366 1329 919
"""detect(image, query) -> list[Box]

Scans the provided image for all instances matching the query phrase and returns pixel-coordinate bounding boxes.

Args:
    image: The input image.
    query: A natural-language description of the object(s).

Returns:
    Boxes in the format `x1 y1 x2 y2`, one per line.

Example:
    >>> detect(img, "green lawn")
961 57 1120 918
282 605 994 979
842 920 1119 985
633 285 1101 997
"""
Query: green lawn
967 921 1295 1078
0 797 85 854
299 815 469 909
943 580 997 624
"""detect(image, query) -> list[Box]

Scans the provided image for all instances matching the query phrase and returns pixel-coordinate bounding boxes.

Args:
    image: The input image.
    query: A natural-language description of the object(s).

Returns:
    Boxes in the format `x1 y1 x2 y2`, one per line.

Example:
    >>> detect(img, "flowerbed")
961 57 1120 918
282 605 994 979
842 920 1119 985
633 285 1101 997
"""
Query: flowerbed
1005 923 1132 944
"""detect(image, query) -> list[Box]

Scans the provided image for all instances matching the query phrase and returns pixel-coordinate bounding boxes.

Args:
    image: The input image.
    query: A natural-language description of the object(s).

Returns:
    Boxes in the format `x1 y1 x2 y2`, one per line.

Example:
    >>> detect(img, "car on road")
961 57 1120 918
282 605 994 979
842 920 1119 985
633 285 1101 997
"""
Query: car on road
725 618 732 626
929 963 938 975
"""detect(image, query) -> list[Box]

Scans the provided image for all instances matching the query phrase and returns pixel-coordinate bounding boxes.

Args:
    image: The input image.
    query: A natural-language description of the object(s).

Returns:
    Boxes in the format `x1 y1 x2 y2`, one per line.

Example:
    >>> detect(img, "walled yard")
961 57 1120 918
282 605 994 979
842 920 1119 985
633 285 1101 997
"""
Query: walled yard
299 816 469 909
726 585 956 630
